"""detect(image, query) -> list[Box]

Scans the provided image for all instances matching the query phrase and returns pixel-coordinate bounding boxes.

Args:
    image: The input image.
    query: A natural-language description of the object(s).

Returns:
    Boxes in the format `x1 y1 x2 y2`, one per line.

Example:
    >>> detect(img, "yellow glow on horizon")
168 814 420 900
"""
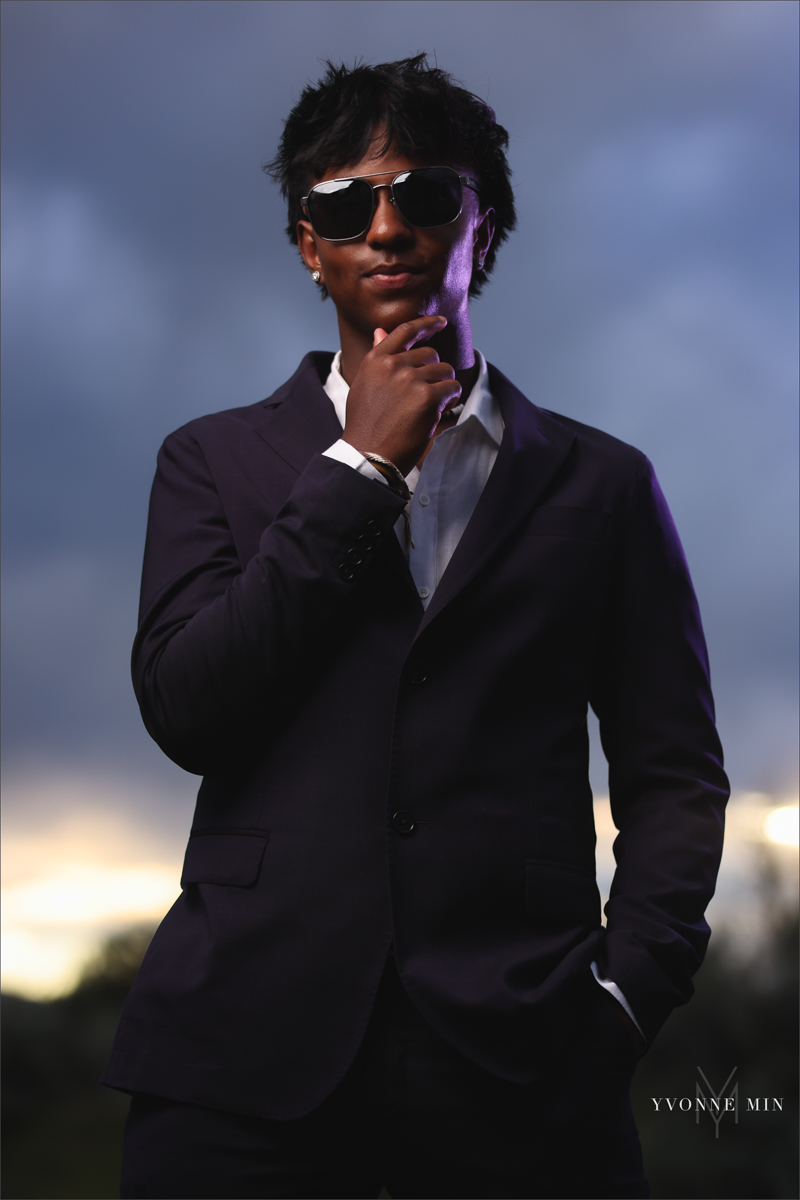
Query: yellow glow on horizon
763 805 799 847
2 862 180 926
1 861 181 997
1 782 798 999
1 927 97 998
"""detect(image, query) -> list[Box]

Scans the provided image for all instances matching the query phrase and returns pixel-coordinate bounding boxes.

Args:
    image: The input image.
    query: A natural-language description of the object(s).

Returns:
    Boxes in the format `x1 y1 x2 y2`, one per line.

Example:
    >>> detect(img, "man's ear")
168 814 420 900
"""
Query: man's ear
474 206 495 264
297 220 323 279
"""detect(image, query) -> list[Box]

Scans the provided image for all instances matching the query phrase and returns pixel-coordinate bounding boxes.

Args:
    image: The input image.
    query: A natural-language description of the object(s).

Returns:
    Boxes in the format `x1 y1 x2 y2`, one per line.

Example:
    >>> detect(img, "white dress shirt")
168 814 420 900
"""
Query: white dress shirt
320 349 644 1041
322 349 502 608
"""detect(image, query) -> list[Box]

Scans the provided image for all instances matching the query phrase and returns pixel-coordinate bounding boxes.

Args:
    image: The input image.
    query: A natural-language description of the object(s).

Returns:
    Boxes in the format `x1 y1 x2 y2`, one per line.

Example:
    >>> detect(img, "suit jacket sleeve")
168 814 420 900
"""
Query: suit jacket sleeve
591 453 729 1043
132 428 406 775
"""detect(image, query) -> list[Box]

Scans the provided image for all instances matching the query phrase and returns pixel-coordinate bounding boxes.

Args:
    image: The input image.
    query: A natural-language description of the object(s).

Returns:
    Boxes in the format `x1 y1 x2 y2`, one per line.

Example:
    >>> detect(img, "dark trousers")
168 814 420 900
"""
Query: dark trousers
120 954 648 1199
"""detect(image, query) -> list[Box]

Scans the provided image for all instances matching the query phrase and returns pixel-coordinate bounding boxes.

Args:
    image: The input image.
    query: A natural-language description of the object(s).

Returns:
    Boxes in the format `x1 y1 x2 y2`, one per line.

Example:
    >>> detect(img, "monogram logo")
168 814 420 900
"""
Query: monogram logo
650 1067 783 1137
695 1066 738 1137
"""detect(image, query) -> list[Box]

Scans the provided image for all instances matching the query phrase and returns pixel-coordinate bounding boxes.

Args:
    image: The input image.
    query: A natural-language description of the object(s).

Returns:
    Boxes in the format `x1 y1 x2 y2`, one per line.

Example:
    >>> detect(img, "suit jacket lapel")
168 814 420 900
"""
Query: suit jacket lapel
251 353 342 474
416 364 576 634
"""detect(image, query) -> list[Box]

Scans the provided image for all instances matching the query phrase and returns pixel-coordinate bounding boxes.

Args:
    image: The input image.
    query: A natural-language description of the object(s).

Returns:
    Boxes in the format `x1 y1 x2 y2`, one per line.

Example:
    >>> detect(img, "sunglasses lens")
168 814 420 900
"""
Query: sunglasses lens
393 167 463 228
307 178 374 240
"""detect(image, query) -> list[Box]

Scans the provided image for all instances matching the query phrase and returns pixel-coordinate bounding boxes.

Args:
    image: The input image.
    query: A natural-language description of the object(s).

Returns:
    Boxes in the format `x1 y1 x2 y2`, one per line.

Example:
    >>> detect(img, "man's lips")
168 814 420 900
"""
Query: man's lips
365 264 421 289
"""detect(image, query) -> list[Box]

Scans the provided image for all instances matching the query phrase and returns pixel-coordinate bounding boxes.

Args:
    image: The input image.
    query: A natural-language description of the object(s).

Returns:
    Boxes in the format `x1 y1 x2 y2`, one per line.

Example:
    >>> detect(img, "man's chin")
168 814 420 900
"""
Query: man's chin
368 301 445 337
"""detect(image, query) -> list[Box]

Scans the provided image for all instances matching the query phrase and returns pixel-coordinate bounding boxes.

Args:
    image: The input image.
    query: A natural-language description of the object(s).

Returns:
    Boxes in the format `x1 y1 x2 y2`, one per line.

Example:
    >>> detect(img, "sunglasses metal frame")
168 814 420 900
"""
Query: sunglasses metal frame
301 166 480 242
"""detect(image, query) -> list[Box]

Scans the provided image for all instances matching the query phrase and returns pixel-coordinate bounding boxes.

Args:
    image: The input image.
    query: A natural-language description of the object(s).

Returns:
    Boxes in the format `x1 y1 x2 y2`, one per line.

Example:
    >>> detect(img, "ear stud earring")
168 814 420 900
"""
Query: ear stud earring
311 270 321 284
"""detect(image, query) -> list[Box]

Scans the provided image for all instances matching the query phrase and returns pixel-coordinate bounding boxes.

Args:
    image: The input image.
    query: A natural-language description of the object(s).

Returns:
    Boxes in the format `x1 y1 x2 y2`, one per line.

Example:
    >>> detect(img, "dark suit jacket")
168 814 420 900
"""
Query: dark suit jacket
102 352 729 1120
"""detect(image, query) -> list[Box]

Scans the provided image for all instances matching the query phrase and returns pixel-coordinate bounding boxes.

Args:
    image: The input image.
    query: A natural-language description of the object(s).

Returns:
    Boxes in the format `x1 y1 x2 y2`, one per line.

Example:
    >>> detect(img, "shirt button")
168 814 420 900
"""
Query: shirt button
392 811 416 834
418 586 430 599
418 494 430 506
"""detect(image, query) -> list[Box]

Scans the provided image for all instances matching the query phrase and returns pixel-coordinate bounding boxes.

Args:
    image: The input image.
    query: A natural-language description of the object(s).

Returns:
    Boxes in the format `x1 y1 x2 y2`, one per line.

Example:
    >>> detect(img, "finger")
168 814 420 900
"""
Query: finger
377 315 447 354
427 385 463 435
442 391 463 413
412 360 457 382
372 328 389 348
402 345 442 368
428 379 463 408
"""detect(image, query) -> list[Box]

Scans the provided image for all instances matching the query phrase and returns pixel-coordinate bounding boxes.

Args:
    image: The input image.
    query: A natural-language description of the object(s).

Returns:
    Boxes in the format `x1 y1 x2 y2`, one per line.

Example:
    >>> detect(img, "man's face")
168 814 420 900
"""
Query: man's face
296 137 494 344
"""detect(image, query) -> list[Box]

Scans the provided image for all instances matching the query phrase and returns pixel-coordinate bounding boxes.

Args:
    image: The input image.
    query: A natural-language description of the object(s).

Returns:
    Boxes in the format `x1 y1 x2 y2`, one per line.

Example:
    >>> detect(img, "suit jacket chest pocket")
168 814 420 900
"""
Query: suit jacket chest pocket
511 506 610 617
522 506 609 541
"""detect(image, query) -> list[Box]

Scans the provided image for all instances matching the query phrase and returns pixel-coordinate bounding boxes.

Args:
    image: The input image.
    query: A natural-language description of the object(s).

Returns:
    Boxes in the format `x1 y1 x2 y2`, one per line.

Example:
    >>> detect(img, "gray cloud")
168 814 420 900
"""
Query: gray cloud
2 0 797 838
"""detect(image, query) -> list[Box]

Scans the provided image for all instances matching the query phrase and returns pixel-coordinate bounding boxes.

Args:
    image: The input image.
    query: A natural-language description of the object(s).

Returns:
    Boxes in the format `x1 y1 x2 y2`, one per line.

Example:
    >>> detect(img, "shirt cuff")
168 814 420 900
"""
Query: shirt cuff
322 438 389 487
590 960 645 1039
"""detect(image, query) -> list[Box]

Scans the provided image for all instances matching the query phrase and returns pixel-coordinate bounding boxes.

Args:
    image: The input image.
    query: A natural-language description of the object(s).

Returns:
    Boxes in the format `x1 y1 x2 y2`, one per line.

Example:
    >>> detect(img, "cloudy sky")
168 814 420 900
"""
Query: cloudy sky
2 0 797 994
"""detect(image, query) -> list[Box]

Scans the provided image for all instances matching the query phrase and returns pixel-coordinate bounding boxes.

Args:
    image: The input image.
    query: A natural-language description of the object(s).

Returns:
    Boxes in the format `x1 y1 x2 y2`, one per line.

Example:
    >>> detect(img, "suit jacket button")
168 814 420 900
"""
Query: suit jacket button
408 663 427 686
392 810 416 834
339 564 355 582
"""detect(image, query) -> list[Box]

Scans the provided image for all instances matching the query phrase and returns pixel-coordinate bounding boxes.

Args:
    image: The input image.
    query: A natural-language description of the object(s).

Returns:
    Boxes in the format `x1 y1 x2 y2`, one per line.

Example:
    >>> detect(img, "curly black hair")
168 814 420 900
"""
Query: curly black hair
264 54 516 299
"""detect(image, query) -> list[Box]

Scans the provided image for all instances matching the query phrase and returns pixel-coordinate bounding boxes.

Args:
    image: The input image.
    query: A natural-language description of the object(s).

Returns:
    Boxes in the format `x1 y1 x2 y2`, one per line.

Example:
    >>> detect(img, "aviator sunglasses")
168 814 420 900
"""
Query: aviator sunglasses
301 166 480 242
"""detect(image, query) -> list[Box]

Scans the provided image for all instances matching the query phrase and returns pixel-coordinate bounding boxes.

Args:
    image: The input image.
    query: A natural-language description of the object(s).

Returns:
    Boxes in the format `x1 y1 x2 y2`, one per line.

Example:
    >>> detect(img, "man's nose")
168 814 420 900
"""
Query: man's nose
367 185 412 244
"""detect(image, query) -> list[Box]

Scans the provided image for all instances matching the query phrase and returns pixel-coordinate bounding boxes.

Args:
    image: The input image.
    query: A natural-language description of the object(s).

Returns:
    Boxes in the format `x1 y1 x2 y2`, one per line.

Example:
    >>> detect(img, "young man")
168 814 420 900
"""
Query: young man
106 56 729 1199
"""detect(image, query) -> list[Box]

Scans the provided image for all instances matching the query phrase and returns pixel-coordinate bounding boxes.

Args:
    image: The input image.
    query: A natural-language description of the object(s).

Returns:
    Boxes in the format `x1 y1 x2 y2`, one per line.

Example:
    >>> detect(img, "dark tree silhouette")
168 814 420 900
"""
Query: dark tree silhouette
2 906 797 1199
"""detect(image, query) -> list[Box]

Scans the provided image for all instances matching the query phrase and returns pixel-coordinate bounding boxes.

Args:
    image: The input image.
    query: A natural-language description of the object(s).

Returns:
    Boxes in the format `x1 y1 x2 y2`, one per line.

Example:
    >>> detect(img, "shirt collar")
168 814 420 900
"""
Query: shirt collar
323 350 350 430
456 350 503 446
324 349 502 447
